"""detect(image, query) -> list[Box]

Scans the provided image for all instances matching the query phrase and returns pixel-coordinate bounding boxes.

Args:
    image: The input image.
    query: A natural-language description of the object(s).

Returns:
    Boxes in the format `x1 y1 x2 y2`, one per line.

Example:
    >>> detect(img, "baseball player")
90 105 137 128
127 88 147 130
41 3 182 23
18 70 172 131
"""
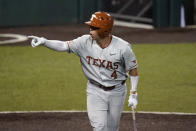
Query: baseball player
28 11 139 131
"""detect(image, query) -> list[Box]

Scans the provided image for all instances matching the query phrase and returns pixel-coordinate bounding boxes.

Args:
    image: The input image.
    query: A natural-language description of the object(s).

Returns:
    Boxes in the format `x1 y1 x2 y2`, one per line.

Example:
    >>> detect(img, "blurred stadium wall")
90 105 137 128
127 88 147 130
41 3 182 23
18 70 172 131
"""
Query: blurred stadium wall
0 0 103 27
0 0 195 28
153 0 194 27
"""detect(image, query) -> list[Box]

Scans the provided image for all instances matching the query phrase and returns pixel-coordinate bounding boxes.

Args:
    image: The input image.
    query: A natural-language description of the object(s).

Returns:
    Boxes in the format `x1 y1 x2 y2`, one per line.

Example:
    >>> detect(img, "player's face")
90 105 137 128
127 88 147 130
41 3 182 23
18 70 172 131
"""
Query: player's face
89 26 100 40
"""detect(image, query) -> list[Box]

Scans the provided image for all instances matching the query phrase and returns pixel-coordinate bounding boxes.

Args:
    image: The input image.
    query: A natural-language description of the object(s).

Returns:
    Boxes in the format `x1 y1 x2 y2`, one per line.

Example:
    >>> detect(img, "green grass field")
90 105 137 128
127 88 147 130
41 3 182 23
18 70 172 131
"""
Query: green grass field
0 43 196 113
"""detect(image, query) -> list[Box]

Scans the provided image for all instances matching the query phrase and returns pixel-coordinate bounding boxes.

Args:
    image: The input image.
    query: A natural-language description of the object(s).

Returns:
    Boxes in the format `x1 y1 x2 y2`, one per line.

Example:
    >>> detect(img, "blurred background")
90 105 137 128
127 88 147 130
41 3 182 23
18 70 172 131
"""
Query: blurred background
0 2 196 131
0 0 196 114
0 0 195 28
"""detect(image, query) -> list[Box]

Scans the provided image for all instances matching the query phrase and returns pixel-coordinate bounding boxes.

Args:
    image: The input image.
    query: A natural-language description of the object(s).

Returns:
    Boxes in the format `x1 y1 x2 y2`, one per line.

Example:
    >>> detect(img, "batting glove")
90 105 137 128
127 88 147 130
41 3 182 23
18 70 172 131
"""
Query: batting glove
128 93 138 109
28 35 46 47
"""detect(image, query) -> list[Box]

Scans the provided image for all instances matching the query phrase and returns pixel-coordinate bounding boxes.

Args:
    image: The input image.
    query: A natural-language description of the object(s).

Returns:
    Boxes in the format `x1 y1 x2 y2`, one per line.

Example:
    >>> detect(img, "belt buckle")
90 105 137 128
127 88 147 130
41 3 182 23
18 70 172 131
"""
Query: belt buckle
99 85 107 91
100 85 105 89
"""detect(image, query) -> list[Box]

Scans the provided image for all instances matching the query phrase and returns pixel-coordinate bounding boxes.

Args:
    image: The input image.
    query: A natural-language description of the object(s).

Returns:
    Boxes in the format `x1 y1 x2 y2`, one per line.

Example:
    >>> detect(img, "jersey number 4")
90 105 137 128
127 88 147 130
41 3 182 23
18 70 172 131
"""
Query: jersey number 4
111 70 117 79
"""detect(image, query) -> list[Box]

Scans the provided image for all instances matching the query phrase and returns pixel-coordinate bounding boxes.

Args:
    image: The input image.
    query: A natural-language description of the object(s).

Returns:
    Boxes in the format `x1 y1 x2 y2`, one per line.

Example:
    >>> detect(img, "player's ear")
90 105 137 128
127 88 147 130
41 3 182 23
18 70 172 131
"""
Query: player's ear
103 31 110 37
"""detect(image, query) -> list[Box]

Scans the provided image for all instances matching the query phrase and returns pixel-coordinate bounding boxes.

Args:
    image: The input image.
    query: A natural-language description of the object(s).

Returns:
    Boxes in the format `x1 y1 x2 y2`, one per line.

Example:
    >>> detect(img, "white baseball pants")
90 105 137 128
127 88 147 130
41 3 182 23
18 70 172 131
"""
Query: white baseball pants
86 81 127 131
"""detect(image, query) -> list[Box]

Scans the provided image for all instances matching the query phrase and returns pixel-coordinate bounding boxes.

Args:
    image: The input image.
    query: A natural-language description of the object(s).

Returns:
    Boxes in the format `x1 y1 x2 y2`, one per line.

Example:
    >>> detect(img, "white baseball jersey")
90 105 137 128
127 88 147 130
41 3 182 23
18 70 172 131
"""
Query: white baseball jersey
67 35 137 87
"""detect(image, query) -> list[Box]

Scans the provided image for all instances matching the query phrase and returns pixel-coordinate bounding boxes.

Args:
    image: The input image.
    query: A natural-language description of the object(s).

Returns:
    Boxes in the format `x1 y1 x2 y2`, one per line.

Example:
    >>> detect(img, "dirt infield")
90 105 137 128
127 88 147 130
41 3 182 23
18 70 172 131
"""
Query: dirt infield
1 24 196 46
0 25 196 131
0 112 196 131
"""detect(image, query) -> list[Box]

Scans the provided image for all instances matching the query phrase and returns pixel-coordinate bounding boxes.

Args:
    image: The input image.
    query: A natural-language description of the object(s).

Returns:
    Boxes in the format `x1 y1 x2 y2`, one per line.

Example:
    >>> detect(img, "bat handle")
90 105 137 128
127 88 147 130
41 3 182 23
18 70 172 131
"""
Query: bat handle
132 106 137 131
132 106 136 120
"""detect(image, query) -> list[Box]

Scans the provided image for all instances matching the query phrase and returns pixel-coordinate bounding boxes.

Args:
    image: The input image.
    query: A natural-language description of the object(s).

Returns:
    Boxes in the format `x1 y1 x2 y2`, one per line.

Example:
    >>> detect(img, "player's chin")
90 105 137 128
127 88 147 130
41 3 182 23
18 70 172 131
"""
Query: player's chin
90 35 95 40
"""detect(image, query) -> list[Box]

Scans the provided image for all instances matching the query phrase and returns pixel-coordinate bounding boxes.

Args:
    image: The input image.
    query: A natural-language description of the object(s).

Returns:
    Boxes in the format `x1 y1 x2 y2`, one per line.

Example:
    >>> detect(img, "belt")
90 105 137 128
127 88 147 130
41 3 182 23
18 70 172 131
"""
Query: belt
89 80 126 91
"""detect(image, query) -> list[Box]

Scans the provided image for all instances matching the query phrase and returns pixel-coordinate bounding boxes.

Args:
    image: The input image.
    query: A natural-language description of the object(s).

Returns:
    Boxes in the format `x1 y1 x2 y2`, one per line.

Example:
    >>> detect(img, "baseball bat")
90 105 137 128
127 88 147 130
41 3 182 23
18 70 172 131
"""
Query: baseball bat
132 106 137 131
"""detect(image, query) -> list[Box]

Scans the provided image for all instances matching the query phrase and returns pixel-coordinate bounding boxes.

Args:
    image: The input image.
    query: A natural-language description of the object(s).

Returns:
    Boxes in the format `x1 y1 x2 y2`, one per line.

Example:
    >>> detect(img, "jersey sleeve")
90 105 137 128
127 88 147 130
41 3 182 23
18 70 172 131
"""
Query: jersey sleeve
123 44 138 72
67 35 88 56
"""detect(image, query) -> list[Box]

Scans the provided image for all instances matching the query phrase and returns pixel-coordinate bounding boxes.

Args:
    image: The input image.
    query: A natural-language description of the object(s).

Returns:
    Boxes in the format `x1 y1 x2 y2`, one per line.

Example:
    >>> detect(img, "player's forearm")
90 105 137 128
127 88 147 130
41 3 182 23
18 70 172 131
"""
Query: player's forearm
129 68 138 76
44 39 69 52
129 68 139 94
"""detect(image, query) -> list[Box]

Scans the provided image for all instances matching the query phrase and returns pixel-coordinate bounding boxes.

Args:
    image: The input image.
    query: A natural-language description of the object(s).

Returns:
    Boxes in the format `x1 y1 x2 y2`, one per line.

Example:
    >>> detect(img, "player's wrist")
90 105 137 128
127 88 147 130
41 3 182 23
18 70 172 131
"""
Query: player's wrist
40 37 46 45
129 76 139 92
130 91 137 94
